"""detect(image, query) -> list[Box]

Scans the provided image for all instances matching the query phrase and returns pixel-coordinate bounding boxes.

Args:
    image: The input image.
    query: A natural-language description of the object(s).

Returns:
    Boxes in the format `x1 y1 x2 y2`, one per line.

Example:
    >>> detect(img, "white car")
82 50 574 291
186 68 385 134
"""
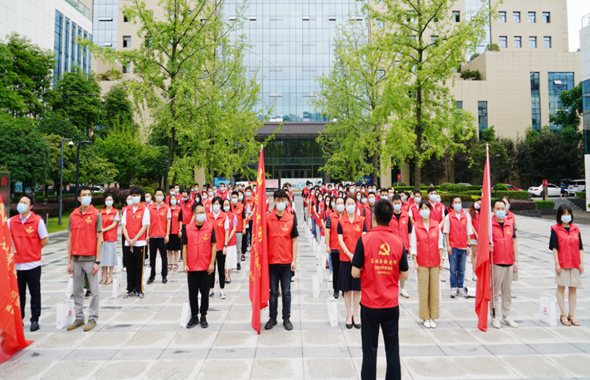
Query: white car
91 186 105 193
568 180 585 193
528 183 569 197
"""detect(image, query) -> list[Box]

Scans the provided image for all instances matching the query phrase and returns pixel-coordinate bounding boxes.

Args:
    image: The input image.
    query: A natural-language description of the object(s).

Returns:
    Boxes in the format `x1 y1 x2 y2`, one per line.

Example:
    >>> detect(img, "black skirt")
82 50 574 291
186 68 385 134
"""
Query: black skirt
337 261 361 292
167 234 181 251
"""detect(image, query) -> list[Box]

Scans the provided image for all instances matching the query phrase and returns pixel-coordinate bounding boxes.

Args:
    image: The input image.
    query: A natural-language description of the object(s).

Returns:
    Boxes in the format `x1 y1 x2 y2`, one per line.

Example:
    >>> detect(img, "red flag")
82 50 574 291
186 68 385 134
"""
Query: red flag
475 145 493 332
249 146 270 334
0 194 32 363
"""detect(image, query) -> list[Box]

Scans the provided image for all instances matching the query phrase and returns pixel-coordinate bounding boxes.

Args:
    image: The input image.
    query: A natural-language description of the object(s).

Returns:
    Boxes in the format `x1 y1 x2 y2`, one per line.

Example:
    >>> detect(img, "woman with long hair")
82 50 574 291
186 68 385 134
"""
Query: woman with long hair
468 198 481 278
167 194 183 272
100 195 120 285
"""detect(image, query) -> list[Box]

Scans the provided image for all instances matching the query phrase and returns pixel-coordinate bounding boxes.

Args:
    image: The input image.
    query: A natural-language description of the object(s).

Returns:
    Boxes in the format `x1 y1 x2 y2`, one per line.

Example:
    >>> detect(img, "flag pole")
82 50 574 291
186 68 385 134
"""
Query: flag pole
487 144 496 321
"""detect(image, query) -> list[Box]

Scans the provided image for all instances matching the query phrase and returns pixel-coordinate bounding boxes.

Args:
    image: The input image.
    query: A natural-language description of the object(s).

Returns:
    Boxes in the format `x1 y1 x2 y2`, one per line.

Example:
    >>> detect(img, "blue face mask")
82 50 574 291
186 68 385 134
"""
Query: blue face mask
171 200 177 206
336 204 345 213
346 205 356 214
223 206 230 212
17 203 28 214
232 198 238 204
495 210 506 220
239 194 244 200
276 202 286 211
105 200 113 207
561 215 572 224
213 204 220 213
127 199 133 206
393 204 401 211
361 198 367 204
81 196 92 207
429 194 437 202
420 209 430 219
453 204 462 212
196 213 206 223
369 197 375 204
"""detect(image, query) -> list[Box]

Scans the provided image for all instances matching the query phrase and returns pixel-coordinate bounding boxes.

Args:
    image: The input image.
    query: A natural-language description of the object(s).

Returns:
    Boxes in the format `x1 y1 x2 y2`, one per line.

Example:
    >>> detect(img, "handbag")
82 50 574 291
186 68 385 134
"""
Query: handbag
327 297 338 327
179 300 191 328
539 296 557 327
65 277 74 298
312 274 321 297
111 276 123 298
56 298 75 330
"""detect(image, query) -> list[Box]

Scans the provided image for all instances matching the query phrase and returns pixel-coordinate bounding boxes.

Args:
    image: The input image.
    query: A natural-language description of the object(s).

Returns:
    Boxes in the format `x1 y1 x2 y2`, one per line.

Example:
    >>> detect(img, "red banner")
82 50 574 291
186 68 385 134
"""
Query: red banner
249 146 269 334
475 145 492 332
0 194 32 363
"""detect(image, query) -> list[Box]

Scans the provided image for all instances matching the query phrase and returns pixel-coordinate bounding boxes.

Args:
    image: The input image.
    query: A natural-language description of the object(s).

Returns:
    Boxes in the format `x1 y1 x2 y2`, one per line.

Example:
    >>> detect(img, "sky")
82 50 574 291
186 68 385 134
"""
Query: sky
568 0 590 51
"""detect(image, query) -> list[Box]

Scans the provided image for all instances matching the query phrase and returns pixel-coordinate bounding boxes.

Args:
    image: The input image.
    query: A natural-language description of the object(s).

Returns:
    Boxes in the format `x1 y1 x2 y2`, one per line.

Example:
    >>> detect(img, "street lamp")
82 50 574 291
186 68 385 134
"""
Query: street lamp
58 138 73 225
494 154 501 199
74 141 92 207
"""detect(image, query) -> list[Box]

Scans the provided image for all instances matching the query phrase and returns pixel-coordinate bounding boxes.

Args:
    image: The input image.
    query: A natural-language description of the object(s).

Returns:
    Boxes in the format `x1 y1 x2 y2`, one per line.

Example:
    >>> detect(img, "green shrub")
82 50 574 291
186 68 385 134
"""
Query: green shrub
534 200 555 210
494 183 508 191
494 191 529 200
440 194 472 203
577 192 586 199
460 69 481 80
466 190 482 196
142 186 155 197
397 182 407 186
439 182 468 193
467 186 481 191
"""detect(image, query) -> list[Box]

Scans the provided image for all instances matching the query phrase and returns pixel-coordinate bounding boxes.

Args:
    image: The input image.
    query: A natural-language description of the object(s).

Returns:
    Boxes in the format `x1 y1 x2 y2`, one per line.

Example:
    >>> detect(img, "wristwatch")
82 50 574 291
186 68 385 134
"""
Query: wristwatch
95 261 101 265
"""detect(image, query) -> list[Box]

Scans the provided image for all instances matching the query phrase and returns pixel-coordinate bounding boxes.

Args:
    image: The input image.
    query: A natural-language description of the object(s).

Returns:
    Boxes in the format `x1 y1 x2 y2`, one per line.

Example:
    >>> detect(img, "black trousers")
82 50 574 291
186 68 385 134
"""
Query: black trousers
149 238 168 280
330 250 341 292
17 266 42 323
360 305 400 380
188 270 209 316
209 250 226 289
242 220 253 254
121 234 127 268
126 246 146 293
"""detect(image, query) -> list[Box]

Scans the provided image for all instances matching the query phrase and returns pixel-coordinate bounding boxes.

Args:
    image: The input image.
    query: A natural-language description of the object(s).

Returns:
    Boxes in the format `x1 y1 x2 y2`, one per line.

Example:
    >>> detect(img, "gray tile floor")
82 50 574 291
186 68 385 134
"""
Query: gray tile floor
1 201 589 380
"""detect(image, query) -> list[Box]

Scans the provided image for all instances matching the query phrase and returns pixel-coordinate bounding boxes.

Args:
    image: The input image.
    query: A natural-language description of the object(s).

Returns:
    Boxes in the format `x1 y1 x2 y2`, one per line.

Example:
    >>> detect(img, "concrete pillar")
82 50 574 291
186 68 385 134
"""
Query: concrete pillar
194 167 206 186
586 155 590 211
381 161 392 188
401 163 410 186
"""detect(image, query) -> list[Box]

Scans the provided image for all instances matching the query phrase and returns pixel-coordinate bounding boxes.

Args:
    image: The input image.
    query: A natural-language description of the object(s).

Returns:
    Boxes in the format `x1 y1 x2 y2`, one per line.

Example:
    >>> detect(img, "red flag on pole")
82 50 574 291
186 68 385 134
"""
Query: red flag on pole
0 194 32 363
249 146 270 334
475 145 493 332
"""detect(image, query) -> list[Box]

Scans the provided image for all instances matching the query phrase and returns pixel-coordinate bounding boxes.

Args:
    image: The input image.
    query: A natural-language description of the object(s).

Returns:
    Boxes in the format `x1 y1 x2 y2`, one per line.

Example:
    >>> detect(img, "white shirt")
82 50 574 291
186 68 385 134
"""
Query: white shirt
442 211 473 249
122 205 151 246
410 221 444 256
7 212 48 270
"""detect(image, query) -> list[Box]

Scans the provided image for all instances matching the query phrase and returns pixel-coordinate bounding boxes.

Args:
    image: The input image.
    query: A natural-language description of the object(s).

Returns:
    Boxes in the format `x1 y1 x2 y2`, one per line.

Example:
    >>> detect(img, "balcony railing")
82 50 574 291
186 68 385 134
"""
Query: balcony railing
65 0 90 20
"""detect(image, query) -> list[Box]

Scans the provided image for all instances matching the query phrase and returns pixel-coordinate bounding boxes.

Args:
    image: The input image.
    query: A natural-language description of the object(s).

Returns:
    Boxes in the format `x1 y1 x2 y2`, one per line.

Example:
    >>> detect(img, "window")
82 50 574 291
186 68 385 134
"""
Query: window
456 101 463 109
123 36 131 48
431 35 439 45
498 12 506 23
122 62 131 74
123 15 129 22
64 19 70 72
514 36 522 48
513 12 520 23
548 72 575 129
54 11 63 86
375 19 384 28
528 12 536 23
529 36 537 48
544 36 551 48
452 11 460 22
530 72 541 130
543 12 550 23
478 101 488 132
499 36 507 48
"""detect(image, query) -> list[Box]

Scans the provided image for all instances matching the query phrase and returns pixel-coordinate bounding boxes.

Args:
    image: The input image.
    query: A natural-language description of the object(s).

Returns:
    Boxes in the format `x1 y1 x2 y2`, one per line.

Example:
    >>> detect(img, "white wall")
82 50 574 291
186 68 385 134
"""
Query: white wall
0 0 92 51
582 23 590 82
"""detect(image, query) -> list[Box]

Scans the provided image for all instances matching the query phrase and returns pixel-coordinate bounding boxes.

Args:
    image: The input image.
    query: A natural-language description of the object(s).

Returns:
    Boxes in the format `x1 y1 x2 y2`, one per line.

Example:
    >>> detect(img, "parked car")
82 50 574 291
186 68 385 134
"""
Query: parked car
504 184 522 191
528 183 569 197
567 179 586 193
91 186 105 193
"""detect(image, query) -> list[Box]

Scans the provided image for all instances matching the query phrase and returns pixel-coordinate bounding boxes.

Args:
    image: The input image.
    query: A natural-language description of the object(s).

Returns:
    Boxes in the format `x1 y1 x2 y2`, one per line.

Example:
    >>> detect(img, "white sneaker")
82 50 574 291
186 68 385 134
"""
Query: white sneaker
502 317 518 328
220 291 226 299
492 318 501 329
423 320 431 328
400 289 409 298
198 292 201 300
511 291 516 299
440 275 446 282
329 275 333 283
459 288 468 299
429 319 437 329
450 289 457 298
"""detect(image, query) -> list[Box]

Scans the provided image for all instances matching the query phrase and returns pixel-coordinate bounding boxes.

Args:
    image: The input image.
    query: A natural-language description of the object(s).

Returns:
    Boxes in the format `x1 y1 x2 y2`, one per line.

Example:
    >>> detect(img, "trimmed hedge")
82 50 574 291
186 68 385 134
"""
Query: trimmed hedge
505 200 536 211
577 192 586 199
467 186 481 191
439 182 468 193
440 194 472 203
494 191 530 200
534 200 555 210
494 183 508 191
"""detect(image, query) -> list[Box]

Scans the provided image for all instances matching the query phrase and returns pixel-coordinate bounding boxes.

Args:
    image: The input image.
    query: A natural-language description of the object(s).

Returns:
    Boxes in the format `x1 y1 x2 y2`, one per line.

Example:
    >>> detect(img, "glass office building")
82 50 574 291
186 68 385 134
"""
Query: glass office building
583 79 590 154
54 10 92 86
548 72 574 130
530 72 541 130
93 0 119 48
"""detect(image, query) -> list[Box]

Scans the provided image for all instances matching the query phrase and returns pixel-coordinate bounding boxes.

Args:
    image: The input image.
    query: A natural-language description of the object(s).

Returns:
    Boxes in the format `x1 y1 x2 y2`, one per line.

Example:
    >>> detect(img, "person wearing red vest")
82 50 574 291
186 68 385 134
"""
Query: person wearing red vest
147 189 171 285
264 190 299 331
179 190 195 225
425 187 445 224
242 186 255 256
183 202 217 329
408 190 422 224
167 194 183 272
326 197 344 299
550 205 584 326
389 195 412 300
468 199 481 278
338 195 367 329
443 195 473 299
121 195 134 271
66 186 103 332
222 198 238 283
121 187 151 300
99 195 120 286
489 199 519 329
411 200 444 329
165 185 175 206
207 197 229 299
501 196 516 227
362 192 376 232
351 199 409 380
230 192 246 271
302 181 311 221
8 194 48 332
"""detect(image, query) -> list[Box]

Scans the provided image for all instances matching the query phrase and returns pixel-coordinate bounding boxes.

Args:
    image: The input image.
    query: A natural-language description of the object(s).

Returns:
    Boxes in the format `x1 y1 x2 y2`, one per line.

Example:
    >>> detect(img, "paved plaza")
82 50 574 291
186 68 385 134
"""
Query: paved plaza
1 200 589 380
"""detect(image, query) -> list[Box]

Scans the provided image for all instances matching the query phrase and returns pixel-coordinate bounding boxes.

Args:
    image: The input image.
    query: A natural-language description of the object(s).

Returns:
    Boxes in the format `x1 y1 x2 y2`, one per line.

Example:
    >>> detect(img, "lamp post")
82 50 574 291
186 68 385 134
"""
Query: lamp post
74 141 91 207
494 154 501 199
58 138 73 225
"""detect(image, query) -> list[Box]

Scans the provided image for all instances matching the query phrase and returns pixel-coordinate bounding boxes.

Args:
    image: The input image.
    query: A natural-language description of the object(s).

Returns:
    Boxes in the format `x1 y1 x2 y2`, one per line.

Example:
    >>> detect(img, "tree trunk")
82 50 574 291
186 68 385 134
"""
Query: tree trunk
372 154 379 187
167 96 176 185
413 84 423 191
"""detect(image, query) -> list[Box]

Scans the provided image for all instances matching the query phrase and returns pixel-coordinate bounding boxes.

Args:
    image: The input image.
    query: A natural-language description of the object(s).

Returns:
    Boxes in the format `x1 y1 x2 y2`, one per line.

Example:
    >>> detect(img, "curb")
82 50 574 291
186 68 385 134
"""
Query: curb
48 230 69 238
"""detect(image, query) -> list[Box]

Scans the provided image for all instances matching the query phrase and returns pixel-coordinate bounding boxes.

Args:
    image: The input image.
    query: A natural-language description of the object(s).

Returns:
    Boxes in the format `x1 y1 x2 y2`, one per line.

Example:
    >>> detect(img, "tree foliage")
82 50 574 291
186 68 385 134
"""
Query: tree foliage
101 83 136 135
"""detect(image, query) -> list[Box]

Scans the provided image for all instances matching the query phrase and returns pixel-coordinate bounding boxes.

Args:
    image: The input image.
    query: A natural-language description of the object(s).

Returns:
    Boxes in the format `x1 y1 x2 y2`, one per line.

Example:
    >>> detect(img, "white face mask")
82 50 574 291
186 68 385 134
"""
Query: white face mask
155 195 164 202
145 197 152 203
132 196 140 205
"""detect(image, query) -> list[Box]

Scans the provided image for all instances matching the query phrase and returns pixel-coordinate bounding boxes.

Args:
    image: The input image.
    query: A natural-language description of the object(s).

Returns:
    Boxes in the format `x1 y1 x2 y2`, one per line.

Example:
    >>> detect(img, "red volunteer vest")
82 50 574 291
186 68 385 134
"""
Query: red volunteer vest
448 211 468 249
170 206 181 234
506 210 515 226
491 218 515 265
226 211 237 246
232 202 245 232
100 207 119 242
328 212 343 251
179 198 194 224
203 198 212 213
10 212 42 263
414 218 441 267
470 210 480 240
267 210 295 264
362 204 374 231
401 202 409 213
186 221 214 271
552 224 581 269
70 205 99 256
207 211 228 251
126 203 147 241
388 211 410 249
339 213 364 262
429 201 445 223
149 203 170 237
359 226 404 308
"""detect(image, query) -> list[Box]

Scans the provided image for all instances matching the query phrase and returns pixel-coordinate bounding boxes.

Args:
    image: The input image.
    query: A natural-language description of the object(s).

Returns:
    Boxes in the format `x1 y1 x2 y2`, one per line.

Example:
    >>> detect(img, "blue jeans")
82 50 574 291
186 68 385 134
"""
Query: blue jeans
311 219 317 240
269 264 292 319
328 252 333 273
449 248 467 289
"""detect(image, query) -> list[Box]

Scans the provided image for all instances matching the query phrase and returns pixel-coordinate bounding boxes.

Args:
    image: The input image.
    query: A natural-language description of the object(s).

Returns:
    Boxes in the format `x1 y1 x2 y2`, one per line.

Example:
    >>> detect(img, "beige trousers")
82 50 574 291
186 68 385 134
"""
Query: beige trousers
418 266 440 321
490 264 513 319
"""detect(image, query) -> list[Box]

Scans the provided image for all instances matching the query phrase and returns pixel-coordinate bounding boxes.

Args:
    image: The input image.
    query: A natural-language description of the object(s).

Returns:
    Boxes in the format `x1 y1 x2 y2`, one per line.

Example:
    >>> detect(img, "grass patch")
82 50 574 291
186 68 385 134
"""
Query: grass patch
46 209 73 234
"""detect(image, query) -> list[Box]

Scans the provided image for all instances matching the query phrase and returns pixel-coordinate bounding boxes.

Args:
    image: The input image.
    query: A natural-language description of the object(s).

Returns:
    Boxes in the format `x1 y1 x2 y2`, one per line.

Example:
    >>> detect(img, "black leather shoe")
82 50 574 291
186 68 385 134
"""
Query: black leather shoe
265 317 277 330
237 263 241 271
187 316 199 329
30 321 39 332
200 316 208 328
162 278 168 284
333 291 339 299
147 278 154 285
283 318 293 331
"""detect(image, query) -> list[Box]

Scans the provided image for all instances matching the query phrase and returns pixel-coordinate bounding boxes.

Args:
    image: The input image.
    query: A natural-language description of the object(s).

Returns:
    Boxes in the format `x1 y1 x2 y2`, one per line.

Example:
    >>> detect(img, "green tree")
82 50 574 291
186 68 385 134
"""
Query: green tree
95 127 142 187
52 67 103 136
0 117 50 189
43 133 77 197
102 83 135 134
366 0 493 190
38 112 85 141
471 127 510 183
0 33 55 118
548 82 582 130
79 148 119 185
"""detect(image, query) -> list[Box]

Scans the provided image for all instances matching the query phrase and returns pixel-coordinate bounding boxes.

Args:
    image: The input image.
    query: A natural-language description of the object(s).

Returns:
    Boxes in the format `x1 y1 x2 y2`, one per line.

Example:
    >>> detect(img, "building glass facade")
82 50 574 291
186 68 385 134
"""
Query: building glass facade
93 0 119 48
53 10 92 86
465 0 490 54
583 79 590 154
54 11 64 86
262 138 325 178
530 72 540 130
548 72 574 129
478 101 488 132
